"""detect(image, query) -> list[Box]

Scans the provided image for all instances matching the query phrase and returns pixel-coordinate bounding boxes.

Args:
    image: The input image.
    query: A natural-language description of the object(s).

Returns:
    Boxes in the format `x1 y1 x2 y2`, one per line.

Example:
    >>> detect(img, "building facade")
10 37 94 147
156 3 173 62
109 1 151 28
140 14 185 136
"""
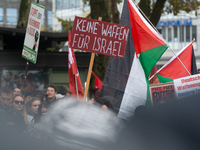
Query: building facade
157 10 200 71
0 0 90 95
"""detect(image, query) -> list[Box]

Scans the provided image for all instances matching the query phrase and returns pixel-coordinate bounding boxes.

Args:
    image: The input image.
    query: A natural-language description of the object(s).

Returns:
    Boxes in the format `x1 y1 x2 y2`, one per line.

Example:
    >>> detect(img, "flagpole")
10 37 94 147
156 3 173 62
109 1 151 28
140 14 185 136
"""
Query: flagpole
149 40 195 81
74 75 79 101
83 17 102 101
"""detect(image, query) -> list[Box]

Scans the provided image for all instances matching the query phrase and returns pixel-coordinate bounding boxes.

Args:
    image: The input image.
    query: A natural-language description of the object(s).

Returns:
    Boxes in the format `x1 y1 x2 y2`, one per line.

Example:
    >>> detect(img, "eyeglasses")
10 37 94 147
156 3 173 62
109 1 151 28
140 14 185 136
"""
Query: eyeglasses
13 101 25 105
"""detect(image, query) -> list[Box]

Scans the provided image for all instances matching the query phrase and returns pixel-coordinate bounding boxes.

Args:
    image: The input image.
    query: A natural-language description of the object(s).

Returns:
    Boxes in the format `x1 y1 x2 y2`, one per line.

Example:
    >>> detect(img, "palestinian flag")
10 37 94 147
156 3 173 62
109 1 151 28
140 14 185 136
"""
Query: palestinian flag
117 0 168 119
157 42 198 83
100 0 168 120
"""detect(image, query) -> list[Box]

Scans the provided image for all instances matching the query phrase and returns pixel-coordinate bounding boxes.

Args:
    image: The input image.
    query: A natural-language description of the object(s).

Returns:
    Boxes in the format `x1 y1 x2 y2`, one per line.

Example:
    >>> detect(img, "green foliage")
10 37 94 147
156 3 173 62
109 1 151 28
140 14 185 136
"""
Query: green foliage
57 18 73 31
46 41 66 51
166 0 200 15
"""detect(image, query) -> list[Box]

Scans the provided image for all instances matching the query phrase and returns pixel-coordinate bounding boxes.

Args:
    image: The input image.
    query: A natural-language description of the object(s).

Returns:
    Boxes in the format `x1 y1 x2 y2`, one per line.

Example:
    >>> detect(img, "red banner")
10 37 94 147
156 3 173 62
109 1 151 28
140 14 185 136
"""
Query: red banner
71 16 130 58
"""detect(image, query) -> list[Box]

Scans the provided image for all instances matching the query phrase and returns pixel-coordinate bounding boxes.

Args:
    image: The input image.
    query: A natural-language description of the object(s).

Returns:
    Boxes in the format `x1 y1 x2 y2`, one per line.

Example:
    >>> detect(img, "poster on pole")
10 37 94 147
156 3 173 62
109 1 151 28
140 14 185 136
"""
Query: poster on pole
174 74 200 99
22 2 45 64
149 82 175 106
71 16 130 58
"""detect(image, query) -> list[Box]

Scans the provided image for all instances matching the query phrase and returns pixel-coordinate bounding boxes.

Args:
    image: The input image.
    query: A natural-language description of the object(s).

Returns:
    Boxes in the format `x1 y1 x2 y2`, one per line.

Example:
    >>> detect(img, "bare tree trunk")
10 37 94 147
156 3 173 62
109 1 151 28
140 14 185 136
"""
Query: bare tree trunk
111 0 120 24
139 0 166 26
89 0 114 98
17 0 33 29
90 0 111 22
139 0 151 18
149 0 166 26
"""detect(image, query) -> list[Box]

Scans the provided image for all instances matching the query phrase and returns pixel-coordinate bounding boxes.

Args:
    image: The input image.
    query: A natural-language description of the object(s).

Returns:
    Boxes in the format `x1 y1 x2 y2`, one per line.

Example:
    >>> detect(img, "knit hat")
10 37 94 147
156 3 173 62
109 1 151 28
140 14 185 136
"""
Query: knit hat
37 97 123 150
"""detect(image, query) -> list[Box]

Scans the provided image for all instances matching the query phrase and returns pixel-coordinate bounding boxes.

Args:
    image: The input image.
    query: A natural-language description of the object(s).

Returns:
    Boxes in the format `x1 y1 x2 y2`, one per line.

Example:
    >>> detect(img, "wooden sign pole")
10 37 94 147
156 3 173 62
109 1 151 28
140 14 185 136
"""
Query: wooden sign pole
83 17 102 101
83 53 95 100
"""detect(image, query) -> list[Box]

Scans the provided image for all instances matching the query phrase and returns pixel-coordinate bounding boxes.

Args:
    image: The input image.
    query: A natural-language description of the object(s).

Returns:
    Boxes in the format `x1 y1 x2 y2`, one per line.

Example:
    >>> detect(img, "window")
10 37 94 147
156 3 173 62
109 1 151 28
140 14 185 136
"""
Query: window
174 26 178 42
180 26 184 42
56 0 81 10
186 26 190 42
6 8 17 23
48 11 52 26
162 26 166 40
0 8 3 22
70 0 80 8
168 27 172 42
192 26 197 41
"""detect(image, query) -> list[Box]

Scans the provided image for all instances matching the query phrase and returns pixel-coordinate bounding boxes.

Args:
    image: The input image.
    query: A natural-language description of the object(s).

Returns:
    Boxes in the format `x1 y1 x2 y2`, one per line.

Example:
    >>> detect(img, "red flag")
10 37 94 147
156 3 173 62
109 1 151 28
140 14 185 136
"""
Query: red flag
157 42 197 83
92 71 103 89
68 30 84 98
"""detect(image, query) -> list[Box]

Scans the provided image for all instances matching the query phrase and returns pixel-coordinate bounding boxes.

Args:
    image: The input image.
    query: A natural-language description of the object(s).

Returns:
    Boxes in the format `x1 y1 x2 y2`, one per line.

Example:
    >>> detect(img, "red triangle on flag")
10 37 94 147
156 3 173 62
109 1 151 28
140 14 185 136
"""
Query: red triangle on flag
158 42 193 79
92 71 103 89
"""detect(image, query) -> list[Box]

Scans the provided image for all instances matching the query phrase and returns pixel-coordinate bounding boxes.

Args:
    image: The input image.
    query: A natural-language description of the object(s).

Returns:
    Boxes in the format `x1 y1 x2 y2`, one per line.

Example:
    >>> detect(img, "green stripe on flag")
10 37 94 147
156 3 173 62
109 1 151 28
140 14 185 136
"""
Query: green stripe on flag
139 44 168 79
157 74 173 83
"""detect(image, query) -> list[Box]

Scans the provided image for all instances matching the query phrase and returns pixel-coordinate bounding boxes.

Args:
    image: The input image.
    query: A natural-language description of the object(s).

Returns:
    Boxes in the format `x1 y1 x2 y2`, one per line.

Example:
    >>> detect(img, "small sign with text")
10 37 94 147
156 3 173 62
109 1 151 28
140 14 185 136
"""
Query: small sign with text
22 2 45 64
174 74 200 98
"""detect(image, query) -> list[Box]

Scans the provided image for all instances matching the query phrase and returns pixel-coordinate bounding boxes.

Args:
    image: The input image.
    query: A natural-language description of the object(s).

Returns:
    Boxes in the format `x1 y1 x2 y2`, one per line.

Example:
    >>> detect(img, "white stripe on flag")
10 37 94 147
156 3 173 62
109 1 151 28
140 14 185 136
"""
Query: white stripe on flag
118 54 147 120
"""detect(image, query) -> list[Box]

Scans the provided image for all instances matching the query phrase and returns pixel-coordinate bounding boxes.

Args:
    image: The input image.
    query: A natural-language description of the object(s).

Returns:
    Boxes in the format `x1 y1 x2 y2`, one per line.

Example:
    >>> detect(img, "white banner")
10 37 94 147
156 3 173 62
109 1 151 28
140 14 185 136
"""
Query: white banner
22 2 45 64
174 74 200 98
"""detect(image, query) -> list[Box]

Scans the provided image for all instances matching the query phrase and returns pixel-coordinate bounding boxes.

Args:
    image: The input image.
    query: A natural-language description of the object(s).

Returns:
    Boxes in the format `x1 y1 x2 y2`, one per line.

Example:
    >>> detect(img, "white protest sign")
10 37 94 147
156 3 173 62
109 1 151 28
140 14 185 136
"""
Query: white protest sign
174 74 200 98
22 2 45 64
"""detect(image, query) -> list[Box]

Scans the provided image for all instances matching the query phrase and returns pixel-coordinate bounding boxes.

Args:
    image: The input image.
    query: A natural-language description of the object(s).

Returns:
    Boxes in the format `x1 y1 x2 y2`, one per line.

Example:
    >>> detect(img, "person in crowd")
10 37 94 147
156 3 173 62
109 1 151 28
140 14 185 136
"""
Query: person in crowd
0 86 13 111
45 84 58 108
27 97 42 135
94 96 115 112
4 71 17 90
60 89 71 97
93 88 101 101
88 88 101 104
17 73 24 91
24 92 32 104
12 94 34 134
13 87 21 98
32 90 46 114
27 97 41 122
23 73 37 94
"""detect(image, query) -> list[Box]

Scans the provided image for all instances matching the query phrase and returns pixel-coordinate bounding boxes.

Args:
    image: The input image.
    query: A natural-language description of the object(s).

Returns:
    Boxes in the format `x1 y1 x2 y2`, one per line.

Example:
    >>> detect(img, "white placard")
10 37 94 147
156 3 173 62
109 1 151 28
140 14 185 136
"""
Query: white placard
174 74 200 98
22 2 45 64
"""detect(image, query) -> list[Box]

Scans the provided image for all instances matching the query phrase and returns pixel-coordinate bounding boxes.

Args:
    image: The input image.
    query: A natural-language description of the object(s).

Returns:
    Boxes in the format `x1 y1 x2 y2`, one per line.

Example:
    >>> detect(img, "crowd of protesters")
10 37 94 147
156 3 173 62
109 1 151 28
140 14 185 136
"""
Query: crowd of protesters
0 78 117 137
0 78 122 150
1 78 200 150
0 84 64 136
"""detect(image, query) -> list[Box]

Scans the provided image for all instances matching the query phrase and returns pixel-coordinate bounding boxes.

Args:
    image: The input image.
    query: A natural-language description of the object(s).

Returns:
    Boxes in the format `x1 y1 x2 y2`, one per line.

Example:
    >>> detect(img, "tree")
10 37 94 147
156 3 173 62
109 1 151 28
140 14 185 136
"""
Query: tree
17 0 34 28
139 0 200 26
88 0 123 96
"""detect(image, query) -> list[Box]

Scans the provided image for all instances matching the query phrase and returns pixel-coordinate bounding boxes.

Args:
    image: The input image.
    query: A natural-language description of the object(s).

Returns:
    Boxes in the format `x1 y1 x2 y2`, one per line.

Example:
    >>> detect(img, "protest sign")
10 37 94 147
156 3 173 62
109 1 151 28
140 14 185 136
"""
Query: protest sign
71 16 130 58
22 2 45 64
149 82 175 106
174 74 200 98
